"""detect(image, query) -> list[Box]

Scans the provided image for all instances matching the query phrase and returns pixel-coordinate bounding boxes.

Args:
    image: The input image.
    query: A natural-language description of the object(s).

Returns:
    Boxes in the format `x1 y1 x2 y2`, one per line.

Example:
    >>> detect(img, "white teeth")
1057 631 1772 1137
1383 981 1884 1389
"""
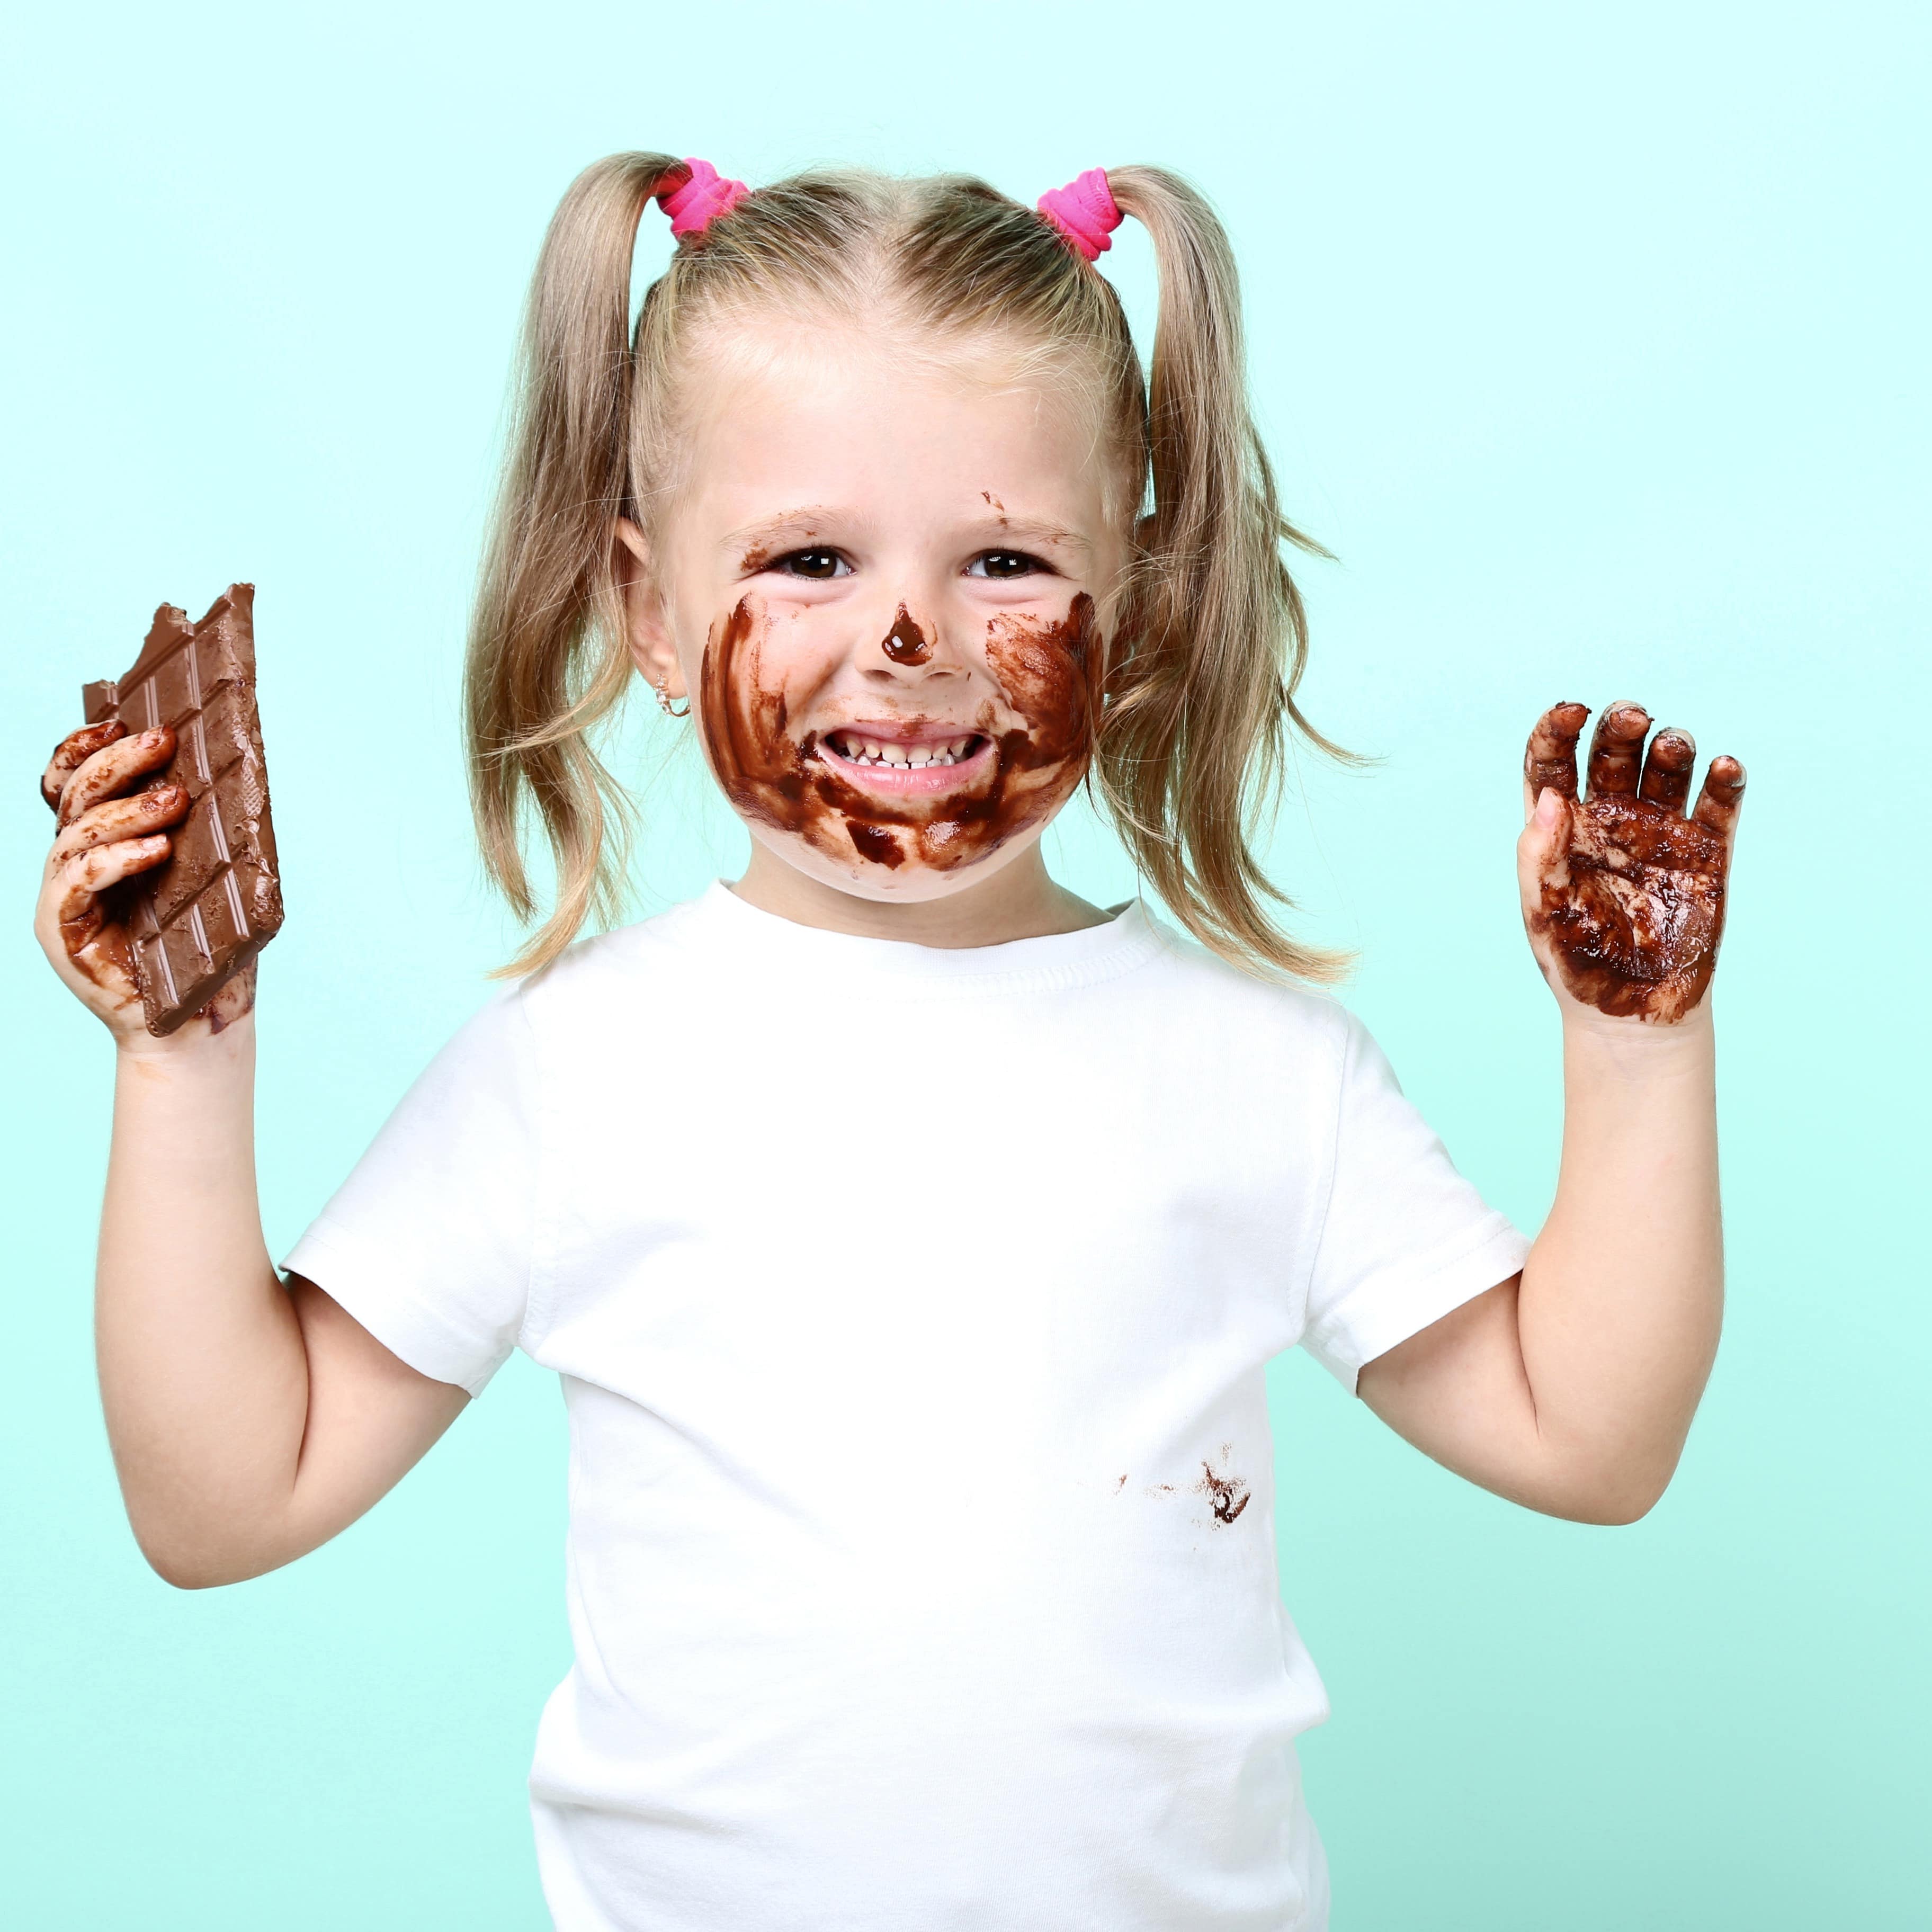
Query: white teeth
830 732 978 770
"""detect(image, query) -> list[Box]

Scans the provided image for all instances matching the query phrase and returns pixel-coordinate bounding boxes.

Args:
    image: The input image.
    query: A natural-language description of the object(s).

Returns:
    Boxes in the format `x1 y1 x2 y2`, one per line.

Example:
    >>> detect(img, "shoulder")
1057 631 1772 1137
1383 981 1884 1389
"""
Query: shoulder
504 895 717 1023
1132 907 1355 1057
417 899 717 1093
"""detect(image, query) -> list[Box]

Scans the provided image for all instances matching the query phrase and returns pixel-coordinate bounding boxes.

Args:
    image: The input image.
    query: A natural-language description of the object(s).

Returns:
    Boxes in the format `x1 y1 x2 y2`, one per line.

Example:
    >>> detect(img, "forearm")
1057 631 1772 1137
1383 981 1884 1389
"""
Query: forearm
96 1015 312 1584
1518 1008 1723 1514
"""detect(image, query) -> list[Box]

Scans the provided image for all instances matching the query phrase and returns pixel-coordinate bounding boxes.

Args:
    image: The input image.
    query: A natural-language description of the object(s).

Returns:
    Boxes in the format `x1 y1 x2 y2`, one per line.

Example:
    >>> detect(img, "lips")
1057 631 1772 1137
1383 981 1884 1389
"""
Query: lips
817 726 995 795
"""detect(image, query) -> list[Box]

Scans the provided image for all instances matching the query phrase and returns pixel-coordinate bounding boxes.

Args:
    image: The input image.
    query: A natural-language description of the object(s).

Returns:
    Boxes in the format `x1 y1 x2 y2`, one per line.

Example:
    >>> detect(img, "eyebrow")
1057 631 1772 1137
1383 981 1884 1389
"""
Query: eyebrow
719 508 851 564
972 516 1090 559
719 509 1093 564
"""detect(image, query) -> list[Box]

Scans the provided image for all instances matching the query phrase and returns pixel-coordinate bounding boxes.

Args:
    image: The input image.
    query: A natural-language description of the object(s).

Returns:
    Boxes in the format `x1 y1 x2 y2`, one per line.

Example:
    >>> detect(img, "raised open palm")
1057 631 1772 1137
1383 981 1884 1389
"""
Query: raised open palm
1519 701 1746 1024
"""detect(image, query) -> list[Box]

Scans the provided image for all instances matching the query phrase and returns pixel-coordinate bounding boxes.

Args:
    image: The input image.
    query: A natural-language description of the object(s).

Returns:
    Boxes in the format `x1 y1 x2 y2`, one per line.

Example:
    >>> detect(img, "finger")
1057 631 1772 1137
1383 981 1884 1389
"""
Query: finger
1585 701 1650 798
1516 783 1570 907
42 721 127 811
52 784 190 863
1524 702 1589 811
59 835 173 903
1690 755 1747 838
1637 728 1696 813
53 836 172 954
57 726 176 826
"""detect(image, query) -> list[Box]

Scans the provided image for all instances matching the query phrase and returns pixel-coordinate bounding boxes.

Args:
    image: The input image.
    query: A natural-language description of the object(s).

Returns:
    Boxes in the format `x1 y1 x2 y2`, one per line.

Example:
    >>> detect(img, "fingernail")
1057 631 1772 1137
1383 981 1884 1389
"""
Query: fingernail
1536 787 1561 827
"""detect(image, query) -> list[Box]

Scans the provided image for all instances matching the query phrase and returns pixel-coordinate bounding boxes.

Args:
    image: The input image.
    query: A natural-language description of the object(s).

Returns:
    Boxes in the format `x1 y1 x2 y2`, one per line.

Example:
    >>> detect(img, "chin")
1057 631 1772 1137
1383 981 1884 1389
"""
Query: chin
747 822 1047 905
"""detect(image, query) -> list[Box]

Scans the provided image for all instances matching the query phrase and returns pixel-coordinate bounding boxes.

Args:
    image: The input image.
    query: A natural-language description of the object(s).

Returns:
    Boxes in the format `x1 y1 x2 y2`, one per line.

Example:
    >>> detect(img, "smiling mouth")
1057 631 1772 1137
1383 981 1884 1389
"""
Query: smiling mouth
821 728 988 769
815 728 997 796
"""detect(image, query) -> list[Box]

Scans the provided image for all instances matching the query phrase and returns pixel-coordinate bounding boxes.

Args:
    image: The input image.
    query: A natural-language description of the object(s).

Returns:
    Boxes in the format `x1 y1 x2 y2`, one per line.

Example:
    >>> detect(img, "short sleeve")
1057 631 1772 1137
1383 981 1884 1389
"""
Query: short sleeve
282 989 538 1397
1299 1013 1531 1394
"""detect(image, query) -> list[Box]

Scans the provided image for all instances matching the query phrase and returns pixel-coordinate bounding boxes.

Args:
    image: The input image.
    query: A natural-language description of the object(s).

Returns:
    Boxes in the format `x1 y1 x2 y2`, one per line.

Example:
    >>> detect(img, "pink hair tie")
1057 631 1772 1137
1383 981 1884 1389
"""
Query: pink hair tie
658 158 750 239
1037 168 1122 261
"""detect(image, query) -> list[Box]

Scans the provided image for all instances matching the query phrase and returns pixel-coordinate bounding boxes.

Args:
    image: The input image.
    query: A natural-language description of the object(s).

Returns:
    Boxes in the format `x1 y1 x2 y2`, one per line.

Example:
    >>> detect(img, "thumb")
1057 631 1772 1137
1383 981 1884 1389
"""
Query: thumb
1516 785 1567 917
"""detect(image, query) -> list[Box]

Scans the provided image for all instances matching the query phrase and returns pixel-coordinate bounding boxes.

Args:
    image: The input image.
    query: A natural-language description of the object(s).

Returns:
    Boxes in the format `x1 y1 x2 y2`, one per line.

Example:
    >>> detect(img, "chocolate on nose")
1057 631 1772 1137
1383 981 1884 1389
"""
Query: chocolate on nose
881 606 932 665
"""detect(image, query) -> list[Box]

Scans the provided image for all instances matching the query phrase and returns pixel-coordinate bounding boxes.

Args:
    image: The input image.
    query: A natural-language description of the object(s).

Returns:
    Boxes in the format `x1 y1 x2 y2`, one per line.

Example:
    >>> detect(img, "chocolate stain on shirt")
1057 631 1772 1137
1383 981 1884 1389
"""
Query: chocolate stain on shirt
1196 1459 1251 1526
698 593 1101 875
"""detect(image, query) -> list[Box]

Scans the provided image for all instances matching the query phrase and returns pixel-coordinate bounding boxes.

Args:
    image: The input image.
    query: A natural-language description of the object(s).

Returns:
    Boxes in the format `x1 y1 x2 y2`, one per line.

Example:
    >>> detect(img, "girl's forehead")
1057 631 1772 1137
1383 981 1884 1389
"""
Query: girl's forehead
675 322 1111 516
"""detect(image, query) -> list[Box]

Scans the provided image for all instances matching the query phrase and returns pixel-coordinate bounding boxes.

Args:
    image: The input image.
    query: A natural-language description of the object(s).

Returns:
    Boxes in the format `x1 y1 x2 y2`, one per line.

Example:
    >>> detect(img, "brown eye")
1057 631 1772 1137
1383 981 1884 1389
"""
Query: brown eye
968 550 1048 580
774 548 850 579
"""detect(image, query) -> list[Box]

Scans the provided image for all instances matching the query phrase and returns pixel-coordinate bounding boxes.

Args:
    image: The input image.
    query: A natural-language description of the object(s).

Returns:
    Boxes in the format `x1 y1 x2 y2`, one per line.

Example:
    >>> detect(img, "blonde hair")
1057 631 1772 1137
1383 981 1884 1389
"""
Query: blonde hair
467 154 1346 979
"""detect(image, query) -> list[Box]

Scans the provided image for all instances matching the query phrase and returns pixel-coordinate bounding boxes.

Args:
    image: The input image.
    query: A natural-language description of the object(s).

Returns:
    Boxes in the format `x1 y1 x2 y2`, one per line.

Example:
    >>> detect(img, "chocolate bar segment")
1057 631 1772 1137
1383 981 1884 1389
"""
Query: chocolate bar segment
83 584 283 1035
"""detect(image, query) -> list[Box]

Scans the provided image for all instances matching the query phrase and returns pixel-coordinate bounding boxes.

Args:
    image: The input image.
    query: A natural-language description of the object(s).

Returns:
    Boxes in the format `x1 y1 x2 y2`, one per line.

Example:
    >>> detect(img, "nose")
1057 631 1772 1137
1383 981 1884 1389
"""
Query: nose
881 605 931 665
860 600 964 685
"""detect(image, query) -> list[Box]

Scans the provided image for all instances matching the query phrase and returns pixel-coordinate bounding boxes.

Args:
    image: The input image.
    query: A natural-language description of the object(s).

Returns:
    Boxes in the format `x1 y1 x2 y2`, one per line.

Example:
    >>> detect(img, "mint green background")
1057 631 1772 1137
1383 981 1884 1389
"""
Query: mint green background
3 3 1925 1925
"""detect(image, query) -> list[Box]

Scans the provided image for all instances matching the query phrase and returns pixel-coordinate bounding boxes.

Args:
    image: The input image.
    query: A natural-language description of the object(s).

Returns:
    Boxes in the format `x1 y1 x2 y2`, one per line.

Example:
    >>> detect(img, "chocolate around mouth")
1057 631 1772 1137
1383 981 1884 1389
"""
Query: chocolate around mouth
699 593 1100 875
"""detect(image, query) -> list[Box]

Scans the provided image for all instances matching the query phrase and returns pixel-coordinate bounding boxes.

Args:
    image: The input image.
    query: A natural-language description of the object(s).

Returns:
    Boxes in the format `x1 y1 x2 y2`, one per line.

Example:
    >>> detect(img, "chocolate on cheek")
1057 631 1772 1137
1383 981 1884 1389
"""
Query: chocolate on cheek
697 593 1102 875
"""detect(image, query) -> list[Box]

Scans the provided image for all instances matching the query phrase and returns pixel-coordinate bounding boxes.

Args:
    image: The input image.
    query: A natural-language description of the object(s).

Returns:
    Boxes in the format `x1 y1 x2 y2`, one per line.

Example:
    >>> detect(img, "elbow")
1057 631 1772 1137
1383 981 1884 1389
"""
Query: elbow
1551 1458 1678 1527
132 1519 283 1591
1566 1488 1662 1528
139 1539 250 1591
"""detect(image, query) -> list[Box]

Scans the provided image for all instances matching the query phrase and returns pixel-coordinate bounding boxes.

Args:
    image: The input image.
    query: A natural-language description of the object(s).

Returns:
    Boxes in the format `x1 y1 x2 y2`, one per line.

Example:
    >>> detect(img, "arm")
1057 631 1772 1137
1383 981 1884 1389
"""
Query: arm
37 723 466 1588
1357 702 1746 1525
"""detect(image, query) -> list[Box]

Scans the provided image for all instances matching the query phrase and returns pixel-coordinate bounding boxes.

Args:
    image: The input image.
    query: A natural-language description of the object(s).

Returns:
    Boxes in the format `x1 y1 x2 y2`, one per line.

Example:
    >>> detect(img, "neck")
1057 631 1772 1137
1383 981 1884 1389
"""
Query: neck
730 843 1110 948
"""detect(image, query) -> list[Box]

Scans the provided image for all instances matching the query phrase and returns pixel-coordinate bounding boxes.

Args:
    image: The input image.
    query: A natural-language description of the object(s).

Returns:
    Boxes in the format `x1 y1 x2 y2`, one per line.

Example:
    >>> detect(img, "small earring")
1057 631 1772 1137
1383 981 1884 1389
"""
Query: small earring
654 673 689 719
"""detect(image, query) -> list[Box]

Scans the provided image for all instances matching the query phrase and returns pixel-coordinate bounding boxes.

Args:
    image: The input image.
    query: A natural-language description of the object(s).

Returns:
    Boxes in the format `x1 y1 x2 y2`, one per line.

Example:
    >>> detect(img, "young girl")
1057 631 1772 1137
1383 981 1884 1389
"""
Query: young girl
35 156 1745 1930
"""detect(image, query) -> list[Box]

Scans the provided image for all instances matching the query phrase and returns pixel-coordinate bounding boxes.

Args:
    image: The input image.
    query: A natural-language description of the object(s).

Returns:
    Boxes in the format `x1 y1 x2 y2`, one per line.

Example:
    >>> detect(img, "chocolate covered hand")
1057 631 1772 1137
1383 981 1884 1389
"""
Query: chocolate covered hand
33 721 254 1041
1517 701 1746 1024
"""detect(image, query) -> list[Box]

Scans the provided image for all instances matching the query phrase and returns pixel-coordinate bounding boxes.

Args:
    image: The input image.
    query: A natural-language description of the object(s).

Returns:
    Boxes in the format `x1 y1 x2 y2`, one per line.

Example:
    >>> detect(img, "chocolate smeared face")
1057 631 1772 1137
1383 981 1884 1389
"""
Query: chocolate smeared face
1523 700 1746 1023
699 592 1102 883
630 321 1131 915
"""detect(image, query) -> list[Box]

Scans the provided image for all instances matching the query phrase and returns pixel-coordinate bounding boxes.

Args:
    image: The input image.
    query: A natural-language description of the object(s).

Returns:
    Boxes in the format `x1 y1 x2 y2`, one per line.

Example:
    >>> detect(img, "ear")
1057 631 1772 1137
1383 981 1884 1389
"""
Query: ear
615 519 685 697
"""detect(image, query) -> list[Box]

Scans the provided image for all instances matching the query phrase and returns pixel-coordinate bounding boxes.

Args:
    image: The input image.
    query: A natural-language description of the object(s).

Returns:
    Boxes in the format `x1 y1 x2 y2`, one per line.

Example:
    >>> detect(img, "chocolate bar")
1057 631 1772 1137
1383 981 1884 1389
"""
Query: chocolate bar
82 584 283 1035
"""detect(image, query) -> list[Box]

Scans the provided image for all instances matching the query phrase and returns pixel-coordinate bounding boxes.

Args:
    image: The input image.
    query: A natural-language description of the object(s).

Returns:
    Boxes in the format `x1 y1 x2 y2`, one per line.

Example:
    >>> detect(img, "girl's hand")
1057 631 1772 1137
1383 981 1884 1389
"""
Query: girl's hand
1517 701 1746 1026
32 720 252 1046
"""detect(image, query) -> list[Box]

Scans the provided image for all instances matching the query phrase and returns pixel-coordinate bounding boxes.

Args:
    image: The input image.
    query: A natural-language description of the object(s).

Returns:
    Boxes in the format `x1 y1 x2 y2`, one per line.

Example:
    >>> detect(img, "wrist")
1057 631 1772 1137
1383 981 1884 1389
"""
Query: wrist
114 1007 256 1070
1559 998 1714 1079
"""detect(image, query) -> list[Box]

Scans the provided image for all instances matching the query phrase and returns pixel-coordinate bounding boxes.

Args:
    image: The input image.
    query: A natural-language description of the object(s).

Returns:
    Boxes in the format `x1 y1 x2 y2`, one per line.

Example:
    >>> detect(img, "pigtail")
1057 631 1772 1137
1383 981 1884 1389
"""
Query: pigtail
466 151 686 978
1096 168 1350 982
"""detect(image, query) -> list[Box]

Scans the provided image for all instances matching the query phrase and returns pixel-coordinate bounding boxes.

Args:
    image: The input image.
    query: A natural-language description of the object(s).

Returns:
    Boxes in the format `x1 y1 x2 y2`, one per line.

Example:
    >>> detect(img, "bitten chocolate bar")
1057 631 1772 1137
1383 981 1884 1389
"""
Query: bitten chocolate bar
82 584 283 1035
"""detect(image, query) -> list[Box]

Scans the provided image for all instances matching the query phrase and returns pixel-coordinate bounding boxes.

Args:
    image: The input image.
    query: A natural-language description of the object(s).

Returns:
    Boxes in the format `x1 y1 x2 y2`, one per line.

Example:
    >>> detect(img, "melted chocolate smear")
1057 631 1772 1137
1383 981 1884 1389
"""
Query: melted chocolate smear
846 820 904 867
699 593 1101 875
1525 706 1743 1022
1532 797 1729 1020
881 605 932 665
1196 1457 1251 1526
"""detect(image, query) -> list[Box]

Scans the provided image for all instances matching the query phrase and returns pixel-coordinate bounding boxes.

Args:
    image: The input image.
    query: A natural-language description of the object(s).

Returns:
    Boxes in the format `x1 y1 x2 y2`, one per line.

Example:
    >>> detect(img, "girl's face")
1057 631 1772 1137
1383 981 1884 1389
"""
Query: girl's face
623 324 1127 908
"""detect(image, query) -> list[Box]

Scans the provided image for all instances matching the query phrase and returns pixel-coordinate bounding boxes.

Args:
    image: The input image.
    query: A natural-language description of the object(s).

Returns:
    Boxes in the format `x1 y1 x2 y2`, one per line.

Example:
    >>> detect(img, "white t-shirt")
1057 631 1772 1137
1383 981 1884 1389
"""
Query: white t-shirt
285 884 1528 1932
